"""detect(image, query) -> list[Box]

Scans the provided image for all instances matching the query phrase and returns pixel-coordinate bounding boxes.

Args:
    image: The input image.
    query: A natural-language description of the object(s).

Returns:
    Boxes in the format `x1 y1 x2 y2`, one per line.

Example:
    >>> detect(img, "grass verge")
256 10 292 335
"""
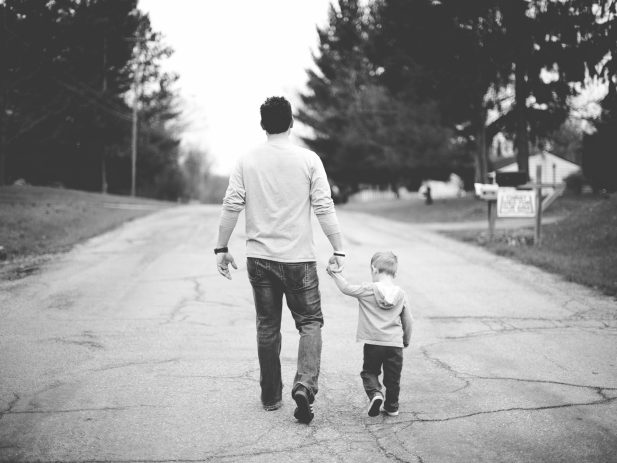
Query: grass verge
444 194 617 297
340 196 487 223
0 185 171 279
344 193 616 297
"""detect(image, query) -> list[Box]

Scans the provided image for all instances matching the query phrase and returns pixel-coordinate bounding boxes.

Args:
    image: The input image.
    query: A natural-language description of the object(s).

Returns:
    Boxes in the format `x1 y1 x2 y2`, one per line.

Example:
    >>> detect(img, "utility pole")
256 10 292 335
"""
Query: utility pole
131 66 138 197
0 5 9 187
101 34 108 194
129 36 145 198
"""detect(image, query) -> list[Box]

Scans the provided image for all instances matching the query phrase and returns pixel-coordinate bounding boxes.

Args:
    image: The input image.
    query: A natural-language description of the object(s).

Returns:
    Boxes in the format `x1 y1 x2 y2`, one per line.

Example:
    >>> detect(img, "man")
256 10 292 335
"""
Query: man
214 96 344 424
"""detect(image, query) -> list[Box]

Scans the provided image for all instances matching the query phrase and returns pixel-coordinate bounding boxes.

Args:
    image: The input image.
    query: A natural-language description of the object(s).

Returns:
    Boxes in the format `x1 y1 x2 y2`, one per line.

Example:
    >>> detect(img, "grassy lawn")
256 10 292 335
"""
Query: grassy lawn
0 185 171 279
340 194 592 224
344 193 617 297
341 195 487 223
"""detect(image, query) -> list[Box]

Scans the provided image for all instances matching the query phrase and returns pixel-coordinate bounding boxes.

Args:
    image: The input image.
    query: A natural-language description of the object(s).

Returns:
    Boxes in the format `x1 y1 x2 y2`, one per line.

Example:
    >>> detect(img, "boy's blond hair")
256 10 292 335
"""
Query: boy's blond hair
370 251 398 277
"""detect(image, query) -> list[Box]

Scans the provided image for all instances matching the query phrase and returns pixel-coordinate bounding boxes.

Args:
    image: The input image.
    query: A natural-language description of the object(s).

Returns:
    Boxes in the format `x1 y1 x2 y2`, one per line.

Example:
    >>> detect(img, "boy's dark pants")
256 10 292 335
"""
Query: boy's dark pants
361 344 403 411
247 257 323 407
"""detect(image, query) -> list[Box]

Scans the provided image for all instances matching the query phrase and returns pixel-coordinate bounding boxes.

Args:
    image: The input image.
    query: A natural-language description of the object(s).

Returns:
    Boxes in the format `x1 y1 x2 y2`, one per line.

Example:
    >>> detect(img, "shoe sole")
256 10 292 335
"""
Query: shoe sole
368 395 383 417
263 401 282 411
293 392 314 424
380 406 399 416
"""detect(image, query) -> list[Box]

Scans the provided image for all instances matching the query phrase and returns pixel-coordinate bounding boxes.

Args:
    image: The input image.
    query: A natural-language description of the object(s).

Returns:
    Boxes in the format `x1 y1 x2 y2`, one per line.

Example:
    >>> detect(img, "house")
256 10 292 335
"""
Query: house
418 173 466 200
492 151 580 185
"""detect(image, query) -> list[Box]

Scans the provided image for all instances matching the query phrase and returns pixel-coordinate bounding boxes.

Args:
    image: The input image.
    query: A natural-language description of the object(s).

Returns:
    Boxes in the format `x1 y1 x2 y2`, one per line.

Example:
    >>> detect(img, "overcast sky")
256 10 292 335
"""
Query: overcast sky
139 0 333 174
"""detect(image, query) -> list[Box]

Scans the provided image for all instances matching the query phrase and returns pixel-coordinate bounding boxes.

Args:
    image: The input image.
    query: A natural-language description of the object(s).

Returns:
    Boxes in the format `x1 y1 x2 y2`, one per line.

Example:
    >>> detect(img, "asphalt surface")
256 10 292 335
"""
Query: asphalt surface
1 205 616 463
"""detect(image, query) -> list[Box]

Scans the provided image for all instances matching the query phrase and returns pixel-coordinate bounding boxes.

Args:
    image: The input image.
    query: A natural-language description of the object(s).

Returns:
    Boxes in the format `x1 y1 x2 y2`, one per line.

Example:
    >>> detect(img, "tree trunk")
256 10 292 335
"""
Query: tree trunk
514 60 530 177
511 0 530 178
475 105 488 183
0 126 6 187
0 6 7 186
101 149 108 194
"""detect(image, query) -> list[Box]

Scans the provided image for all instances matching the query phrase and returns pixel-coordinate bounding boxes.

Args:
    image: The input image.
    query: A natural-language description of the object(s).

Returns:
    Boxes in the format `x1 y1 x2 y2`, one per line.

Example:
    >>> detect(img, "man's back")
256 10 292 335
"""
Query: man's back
223 135 336 263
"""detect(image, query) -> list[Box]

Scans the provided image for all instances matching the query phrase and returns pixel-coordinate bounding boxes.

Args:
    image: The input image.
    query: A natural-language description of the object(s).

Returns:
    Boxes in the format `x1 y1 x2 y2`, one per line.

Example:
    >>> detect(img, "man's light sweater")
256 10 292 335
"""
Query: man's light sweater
220 134 340 263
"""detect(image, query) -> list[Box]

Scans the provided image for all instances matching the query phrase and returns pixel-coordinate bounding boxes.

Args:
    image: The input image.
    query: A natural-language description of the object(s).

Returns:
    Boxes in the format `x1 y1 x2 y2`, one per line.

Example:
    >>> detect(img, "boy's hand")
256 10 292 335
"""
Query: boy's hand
216 252 237 280
328 254 345 273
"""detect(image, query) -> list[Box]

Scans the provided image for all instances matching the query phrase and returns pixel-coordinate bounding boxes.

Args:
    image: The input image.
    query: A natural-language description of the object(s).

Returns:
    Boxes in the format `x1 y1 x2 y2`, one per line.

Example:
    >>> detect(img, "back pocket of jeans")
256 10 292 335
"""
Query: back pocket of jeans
247 258 264 283
285 262 317 292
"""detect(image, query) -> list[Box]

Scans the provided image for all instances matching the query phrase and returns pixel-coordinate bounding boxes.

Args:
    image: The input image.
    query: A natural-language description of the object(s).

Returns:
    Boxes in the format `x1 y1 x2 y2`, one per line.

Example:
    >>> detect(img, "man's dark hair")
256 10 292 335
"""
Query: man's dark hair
260 96 293 134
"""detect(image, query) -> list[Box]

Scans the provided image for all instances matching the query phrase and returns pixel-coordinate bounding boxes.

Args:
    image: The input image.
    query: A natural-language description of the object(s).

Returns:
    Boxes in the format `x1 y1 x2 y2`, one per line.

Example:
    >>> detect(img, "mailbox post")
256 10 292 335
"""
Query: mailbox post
474 183 499 241
535 165 543 245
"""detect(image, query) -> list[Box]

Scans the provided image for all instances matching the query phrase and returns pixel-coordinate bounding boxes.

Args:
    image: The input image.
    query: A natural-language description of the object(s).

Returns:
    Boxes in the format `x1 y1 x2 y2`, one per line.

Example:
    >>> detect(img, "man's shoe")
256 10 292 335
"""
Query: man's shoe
380 405 399 416
368 393 383 417
293 388 314 424
263 400 282 411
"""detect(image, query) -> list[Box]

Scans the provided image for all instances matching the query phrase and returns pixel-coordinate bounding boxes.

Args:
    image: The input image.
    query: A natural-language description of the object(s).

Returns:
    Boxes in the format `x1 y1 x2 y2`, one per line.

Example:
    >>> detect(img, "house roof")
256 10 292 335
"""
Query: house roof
490 151 579 172
490 156 517 171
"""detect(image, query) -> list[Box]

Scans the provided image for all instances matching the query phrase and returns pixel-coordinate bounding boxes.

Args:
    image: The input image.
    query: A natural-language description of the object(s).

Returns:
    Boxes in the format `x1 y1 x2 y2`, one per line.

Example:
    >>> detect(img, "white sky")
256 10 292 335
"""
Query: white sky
139 0 333 174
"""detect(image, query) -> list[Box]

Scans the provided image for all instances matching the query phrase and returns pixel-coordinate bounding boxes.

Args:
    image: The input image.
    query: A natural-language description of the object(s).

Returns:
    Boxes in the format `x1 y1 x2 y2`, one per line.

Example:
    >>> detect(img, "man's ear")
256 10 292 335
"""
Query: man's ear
289 118 294 129
260 120 265 131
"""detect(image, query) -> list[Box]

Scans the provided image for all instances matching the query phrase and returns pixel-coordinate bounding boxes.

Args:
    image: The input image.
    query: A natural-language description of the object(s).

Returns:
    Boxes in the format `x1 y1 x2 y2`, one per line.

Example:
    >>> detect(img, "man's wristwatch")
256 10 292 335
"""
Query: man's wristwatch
333 251 346 257
214 247 229 254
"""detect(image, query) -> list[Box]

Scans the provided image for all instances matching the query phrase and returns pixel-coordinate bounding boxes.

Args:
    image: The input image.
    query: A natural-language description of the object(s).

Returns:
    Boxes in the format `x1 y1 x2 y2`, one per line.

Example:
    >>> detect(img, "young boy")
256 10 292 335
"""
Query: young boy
327 251 413 417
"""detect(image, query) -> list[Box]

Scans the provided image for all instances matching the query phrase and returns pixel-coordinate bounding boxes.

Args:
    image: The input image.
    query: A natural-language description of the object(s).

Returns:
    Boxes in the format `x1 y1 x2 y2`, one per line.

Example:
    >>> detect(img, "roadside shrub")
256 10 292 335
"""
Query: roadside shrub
564 171 585 194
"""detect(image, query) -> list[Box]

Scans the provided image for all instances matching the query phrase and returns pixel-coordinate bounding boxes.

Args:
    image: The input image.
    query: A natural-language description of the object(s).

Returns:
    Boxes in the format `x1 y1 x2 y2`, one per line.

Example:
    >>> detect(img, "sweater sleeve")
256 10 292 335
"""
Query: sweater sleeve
310 154 341 236
222 159 246 213
331 273 372 298
401 295 414 347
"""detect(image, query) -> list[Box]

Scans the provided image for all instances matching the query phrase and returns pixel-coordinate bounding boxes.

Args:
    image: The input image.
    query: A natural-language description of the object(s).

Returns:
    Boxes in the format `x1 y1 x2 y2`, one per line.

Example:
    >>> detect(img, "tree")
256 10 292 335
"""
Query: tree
369 0 508 183
583 81 617 192
548 118 584 164
0 0 183 198
492 0 617 175
298 0 462 190
369 0 617 179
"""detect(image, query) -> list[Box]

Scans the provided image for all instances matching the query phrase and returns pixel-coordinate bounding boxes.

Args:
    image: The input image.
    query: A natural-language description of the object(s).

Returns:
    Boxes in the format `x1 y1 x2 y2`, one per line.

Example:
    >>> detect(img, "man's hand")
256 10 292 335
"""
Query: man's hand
328 254 345 273
216 252 237 280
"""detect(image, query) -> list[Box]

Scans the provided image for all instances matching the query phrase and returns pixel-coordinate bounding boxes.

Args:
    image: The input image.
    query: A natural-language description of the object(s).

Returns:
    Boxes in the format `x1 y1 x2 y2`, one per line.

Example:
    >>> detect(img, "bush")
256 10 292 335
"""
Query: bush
564 171 585 194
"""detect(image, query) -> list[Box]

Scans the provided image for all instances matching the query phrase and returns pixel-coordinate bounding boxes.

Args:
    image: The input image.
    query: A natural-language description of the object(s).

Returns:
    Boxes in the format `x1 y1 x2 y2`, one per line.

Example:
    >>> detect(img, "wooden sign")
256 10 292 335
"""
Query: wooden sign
497 189 536 218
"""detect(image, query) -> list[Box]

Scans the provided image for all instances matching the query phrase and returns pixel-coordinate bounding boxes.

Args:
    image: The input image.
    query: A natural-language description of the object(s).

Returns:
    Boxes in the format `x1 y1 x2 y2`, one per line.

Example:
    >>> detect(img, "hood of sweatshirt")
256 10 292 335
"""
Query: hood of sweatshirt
373 282 405 310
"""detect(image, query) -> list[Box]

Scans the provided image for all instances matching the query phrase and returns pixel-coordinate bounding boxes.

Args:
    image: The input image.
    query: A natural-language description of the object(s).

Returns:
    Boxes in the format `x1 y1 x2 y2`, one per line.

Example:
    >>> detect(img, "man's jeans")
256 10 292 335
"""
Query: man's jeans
247 257 323 406
361 344 403 411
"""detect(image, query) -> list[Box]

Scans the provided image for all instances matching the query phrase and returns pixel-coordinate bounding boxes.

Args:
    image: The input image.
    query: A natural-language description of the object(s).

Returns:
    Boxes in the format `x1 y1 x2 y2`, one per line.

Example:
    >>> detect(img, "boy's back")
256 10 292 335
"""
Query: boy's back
329 275 413 348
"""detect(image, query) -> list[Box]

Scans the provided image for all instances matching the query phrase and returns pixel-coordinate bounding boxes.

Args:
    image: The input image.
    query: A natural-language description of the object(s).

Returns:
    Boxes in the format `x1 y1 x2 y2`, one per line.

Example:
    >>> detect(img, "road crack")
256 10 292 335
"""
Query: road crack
0 393 19 420
420 347 470 392
3 404 158 415
399 395 617 424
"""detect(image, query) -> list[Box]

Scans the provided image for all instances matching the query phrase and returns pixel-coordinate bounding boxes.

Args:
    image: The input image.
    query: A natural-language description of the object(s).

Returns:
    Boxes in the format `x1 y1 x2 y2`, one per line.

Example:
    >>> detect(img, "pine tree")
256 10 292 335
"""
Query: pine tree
298 0 460 190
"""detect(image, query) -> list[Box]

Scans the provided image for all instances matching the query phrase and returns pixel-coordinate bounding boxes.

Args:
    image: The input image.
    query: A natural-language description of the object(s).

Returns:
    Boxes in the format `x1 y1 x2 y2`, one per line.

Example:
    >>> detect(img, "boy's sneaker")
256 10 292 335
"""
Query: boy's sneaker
367 393 384 417
380 405 399 416
293 387 314 424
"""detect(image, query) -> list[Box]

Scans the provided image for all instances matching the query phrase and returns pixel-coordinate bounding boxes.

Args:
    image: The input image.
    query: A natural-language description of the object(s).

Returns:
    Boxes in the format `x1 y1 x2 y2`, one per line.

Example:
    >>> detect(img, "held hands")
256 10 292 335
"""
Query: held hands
326 254 345 276
216 252 237 280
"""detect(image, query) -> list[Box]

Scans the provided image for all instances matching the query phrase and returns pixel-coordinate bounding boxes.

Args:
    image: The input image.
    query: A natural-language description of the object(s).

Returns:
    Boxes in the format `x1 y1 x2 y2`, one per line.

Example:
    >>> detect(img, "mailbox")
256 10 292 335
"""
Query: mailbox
474 183 499 201
496 171 529 187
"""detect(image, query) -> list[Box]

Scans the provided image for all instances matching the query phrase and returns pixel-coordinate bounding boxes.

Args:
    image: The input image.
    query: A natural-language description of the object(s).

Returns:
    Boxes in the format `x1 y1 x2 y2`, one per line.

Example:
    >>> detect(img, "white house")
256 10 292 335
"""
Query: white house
494 151 580 185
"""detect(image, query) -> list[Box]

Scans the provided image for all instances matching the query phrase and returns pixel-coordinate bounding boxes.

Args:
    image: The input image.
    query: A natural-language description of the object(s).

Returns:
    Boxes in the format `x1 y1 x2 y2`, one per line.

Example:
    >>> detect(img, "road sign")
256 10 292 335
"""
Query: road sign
497 189 536 218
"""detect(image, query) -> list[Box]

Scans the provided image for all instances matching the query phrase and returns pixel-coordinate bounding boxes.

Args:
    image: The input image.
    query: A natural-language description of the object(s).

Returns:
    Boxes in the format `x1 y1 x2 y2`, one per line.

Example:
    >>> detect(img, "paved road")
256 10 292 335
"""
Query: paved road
1 205 616 463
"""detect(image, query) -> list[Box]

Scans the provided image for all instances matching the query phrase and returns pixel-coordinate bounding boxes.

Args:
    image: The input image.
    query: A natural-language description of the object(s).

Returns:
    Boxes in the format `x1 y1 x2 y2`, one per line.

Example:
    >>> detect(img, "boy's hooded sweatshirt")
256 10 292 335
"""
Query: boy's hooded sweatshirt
331 274 413 348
